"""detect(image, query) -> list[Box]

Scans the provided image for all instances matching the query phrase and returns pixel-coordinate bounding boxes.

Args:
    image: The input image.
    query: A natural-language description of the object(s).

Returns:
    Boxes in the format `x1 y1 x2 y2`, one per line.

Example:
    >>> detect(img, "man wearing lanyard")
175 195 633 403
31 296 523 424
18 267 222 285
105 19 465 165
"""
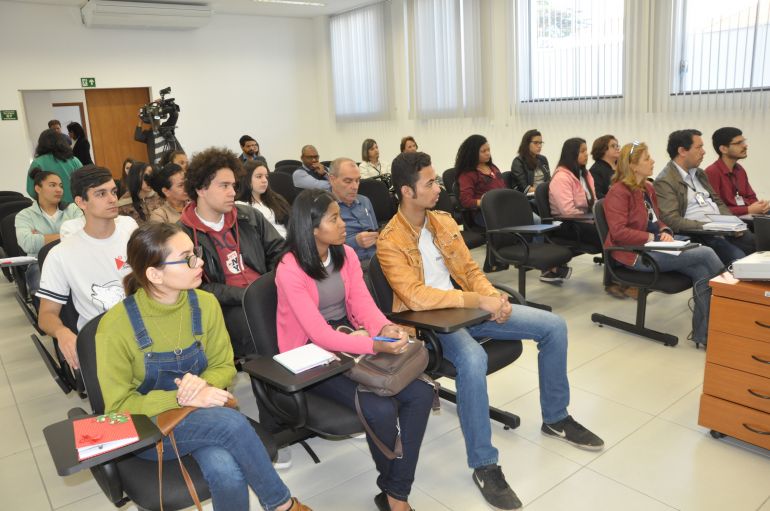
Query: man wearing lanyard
654 129 756 265
328 158 379 269
705 127 769 217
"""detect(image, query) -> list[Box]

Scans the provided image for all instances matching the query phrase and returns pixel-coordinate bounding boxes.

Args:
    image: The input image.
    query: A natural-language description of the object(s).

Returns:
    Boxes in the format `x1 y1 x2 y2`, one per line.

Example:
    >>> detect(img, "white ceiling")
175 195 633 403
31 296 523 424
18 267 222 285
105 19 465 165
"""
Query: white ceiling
4 0 381 18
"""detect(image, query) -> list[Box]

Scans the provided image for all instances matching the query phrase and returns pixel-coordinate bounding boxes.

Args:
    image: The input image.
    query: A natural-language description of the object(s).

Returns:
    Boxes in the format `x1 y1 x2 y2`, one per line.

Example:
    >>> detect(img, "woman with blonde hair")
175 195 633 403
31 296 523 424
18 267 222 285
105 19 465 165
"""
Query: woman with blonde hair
603 141 723 347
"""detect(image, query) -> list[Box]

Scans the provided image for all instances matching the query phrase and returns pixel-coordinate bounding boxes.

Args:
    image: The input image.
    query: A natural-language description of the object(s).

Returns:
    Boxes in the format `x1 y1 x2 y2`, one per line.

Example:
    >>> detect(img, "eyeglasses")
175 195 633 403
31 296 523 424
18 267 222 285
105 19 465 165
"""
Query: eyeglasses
629 140 641 157
162 246 203 269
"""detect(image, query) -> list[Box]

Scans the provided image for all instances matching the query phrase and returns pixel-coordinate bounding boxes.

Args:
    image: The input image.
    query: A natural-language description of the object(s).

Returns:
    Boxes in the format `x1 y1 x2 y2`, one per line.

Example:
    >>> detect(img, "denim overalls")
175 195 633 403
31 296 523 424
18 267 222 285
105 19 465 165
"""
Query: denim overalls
124 289 208 395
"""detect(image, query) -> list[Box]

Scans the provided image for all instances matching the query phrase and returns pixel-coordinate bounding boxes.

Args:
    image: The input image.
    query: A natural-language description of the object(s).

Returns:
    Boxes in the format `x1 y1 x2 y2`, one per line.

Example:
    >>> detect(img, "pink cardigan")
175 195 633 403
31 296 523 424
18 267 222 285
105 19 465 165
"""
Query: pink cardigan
549 166 596 217
275 245 389 355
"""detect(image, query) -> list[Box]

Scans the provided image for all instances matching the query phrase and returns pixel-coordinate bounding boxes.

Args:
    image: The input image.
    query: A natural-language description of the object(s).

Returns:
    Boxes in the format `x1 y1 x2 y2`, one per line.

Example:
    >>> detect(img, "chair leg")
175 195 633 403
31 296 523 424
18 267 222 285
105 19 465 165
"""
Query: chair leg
298 440 321 464
591 289 678 346
518 267 552 311
30 334 72 394
438 386 520 430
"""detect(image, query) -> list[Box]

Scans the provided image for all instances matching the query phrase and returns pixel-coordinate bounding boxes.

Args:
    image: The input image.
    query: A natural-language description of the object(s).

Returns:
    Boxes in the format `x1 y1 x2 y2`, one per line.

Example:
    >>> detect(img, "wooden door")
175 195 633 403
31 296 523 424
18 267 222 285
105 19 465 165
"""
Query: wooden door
85 88 150 180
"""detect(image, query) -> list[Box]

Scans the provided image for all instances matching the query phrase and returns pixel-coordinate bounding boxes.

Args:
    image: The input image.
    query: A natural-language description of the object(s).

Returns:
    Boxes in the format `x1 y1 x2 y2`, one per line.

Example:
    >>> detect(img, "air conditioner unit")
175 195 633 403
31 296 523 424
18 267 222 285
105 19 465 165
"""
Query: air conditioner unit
81 0 212 30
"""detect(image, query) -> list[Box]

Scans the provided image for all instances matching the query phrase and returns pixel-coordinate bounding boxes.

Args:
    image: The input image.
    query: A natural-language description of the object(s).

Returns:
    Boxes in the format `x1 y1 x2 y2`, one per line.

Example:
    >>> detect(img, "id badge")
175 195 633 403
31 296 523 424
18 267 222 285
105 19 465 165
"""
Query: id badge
735 194 746 206
695 193 707 206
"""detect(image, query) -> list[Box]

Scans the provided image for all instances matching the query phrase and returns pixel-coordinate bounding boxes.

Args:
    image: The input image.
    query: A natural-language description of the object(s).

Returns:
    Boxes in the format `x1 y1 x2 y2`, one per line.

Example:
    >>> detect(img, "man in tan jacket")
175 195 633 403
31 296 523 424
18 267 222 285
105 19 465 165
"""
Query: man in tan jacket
377 152 603 511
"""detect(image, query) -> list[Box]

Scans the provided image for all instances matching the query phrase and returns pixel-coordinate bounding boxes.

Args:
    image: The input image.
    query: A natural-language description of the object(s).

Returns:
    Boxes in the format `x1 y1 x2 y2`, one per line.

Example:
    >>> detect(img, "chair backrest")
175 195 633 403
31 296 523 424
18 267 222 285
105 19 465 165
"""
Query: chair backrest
275 159 302 168
592 199 609 244
534 182 553 219
366 254 394 313
242 271 280 357
268 171 298 205
501 171 512 189
357 179 395 225
481 189 533 248
0 199 32 246
0 191 24 198
275 165 299 176
1 213 25 257
442 168 457 193
755 216 770 251
320 160 332 168
433 188 455 215
37 239 80 331
76 313 107 414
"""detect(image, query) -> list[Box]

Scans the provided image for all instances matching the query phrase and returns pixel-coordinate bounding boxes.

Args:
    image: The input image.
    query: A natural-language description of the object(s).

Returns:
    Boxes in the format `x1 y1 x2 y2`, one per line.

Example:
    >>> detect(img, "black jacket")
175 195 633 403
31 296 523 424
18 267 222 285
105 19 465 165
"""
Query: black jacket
178 204 285 306
590 159 614 199
72 138 93 165
510 154 551 193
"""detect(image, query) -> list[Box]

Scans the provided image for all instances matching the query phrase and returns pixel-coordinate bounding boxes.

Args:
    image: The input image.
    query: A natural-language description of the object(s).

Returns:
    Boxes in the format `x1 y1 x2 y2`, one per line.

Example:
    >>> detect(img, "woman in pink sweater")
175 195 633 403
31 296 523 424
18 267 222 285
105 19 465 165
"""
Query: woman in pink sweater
275 189 432 511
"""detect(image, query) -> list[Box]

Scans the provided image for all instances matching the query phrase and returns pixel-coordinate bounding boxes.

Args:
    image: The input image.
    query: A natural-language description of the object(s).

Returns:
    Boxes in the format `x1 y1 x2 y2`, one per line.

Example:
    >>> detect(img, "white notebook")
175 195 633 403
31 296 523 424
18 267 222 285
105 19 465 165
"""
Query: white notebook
273 344 338 374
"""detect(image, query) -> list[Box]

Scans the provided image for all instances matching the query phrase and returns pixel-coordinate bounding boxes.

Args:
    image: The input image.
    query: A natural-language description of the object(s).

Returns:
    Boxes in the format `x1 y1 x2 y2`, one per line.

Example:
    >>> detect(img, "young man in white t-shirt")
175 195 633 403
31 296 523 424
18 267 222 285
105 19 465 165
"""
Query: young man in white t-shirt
37 165 138 370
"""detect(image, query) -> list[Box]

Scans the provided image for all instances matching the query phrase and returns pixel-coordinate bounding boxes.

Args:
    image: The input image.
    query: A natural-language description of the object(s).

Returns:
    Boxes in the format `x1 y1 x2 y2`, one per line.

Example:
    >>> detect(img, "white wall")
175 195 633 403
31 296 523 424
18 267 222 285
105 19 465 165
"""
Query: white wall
22 89 93 151
0 1 318 192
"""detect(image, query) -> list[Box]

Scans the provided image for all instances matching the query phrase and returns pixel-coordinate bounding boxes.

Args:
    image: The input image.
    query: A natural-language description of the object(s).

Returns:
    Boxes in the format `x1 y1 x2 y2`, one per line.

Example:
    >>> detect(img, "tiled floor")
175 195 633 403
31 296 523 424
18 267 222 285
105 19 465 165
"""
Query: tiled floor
2 250 769 510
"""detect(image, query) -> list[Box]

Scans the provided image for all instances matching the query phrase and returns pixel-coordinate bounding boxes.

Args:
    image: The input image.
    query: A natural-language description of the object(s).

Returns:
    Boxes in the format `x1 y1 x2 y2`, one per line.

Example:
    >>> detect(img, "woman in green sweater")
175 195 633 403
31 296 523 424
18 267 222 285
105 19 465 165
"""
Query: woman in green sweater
95 222 309 511
26 129 82 203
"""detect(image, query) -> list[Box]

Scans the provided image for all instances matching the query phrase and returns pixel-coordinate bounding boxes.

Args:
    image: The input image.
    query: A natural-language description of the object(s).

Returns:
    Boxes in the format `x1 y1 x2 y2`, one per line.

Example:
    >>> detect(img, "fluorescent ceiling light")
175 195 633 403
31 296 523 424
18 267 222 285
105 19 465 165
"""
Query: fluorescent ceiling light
253 0 325 6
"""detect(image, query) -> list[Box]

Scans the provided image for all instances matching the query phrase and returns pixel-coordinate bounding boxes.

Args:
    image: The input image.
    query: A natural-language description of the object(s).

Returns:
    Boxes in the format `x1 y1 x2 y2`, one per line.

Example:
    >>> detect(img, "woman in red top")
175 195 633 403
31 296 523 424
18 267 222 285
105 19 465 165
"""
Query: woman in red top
604 142 723 347
454 134 505 227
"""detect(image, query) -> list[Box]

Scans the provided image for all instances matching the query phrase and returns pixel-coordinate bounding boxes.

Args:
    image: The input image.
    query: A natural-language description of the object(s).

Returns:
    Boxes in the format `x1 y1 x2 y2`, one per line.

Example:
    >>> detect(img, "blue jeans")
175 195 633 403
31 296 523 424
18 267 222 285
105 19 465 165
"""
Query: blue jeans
436 306 570 469
695 231 756 265
630 245 723 344
309 374 433 501
136 407 291 511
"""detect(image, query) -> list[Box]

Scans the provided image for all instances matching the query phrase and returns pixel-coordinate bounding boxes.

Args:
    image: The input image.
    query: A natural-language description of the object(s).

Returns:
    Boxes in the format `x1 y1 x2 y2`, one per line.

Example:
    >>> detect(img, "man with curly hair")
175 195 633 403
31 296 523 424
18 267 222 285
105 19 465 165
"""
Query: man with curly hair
178 147 285 357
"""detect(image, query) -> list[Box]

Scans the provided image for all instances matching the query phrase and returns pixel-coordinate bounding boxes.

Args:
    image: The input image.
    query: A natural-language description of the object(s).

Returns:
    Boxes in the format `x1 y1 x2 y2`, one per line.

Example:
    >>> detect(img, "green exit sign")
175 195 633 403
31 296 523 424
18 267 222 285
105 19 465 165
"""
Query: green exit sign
80 77 96 88
1 110 18 121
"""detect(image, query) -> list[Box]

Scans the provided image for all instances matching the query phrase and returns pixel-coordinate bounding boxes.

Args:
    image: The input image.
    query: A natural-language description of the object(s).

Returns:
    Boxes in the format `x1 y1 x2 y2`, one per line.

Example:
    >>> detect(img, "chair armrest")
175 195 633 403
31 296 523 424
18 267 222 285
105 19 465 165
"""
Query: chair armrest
679 228 744 237
605 243 700 253
553 213 594 222
491 283 526 305
242 354 354 393
487 224 560 235
387 308 491 333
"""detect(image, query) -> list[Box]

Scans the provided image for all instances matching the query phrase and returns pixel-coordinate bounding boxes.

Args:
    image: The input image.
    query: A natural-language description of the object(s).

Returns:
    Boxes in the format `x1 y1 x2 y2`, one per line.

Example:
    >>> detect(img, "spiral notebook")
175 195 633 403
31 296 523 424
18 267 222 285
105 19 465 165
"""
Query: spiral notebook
273 344 338 374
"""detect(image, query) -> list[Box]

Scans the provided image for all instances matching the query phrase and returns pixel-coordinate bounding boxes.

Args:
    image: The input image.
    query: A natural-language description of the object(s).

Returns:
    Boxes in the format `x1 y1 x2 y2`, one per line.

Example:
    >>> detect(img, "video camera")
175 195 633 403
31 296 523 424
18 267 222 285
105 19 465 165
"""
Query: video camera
139 86 180 124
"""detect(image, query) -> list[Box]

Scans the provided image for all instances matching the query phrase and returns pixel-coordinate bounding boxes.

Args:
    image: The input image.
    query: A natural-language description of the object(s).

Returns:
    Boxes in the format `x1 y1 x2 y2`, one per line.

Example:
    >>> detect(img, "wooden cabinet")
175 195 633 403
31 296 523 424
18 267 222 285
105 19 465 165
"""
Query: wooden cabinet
698 275 770 450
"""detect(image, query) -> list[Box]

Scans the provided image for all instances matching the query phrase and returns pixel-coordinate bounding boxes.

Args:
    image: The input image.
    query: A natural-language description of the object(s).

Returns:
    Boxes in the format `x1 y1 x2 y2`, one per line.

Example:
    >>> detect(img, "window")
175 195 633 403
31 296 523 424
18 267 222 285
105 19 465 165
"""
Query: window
672 0 770 94
329 3 389 120
409 0 484 118
517 0 624 102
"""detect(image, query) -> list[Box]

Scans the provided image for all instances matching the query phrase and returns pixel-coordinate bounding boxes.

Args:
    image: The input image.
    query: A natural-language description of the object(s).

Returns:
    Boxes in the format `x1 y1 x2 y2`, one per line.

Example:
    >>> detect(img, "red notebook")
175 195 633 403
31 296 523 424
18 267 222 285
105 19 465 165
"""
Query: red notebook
73 413 140 461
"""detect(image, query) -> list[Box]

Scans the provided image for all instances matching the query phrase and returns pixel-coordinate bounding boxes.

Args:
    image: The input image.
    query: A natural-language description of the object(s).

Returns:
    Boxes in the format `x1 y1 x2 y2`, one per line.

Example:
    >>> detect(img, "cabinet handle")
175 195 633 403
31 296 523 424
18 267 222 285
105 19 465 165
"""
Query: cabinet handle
751 355 770 365
742 423 770 435
748 388 770 400
756 320 770 329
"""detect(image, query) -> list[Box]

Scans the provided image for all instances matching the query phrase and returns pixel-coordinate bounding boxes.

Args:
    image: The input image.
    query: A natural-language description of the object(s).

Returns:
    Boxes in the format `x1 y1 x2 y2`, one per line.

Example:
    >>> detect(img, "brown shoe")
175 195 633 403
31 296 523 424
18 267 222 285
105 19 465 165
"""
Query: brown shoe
287 497 312 511
623 286 639 299
605 284 626 299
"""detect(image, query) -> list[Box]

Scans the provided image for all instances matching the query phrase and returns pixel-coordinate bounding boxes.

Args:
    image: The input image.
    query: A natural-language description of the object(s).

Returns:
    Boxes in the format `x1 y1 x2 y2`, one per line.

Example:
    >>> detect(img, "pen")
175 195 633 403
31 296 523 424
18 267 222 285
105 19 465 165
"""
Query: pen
373 336 415 344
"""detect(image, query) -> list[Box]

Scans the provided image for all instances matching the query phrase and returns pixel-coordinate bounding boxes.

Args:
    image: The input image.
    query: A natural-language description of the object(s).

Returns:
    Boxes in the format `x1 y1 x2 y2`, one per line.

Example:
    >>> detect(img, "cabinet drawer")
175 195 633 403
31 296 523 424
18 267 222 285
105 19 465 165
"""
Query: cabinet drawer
707 331 770 379
698 394 770 450
703 363 770 414
709 296 770 343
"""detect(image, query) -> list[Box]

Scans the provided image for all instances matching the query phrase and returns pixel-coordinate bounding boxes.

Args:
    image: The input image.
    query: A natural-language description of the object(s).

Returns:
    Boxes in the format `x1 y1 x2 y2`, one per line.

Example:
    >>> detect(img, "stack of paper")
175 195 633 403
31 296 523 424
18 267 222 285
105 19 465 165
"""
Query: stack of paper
704 214 748 232
644 240 690 256
273 344 338 374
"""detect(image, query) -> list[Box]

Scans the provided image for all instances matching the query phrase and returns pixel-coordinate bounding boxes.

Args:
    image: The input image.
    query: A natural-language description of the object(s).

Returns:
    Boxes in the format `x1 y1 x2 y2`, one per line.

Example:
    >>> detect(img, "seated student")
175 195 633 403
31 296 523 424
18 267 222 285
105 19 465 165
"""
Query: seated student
605 142 724 347
549 137 603 251
705 127 770 217
146 162 189 224
510 129 551 195
160 149 190 172
118 161 162 224
16 168 83 295
178 147 284 357
96 222 310 511
400 136 418 153
236 160 290 238
328 158 378 265
654 129 756 265
359 138 391 179
377 152 604 511
26 129 82 203
36 165 139 370
276 189 432 511
455 134 506 227
589 134 620 199
238 135 269 167
293 145 331 190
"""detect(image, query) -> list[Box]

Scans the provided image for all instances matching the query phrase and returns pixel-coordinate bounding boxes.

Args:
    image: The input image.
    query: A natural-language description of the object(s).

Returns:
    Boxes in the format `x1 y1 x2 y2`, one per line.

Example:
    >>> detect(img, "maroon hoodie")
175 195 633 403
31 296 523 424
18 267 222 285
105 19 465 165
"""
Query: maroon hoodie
180 203 260 288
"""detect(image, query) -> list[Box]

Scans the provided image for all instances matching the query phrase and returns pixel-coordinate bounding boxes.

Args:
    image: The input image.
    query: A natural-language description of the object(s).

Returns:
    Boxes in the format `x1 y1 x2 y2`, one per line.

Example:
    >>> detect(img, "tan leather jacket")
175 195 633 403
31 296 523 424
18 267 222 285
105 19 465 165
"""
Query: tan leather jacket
376 208 499 313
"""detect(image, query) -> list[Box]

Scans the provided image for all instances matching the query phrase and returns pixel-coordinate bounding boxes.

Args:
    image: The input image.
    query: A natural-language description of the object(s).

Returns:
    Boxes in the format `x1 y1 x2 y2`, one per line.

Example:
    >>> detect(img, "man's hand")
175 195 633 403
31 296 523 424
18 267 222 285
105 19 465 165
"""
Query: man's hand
659 232 674 242
311 162 327 177
55 327 79 369
479 295 504 322
496 298 512 324
174 373 208 405
355 231 379 248
184 386 234 408
748 200 770 215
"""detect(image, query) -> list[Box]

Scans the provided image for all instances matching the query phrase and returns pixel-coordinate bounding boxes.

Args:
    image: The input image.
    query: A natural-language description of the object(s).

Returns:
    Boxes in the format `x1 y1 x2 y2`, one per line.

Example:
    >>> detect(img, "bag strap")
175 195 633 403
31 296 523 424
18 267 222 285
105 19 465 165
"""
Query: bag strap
169 431 203 511
354 387 403 461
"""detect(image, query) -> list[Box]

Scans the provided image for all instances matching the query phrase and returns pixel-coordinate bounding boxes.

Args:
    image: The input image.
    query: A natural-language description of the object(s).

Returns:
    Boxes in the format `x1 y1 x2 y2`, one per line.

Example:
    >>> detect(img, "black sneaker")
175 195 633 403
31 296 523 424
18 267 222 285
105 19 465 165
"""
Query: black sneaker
556 265 572 280
472 464 522 510
541 415 604 451
374 492 414 511
539 270 563 283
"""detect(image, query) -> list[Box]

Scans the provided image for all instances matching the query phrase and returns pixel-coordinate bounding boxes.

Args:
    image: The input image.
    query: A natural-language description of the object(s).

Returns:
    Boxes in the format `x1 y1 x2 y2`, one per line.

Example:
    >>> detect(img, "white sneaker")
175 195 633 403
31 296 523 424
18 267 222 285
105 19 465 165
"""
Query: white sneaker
273 447 292 470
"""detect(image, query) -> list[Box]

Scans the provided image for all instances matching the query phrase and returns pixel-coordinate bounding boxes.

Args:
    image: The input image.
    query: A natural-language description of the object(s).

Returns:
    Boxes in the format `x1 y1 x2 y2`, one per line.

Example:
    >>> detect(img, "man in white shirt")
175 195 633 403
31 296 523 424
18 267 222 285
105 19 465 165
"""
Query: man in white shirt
37 165 138 370
654 129 755 265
